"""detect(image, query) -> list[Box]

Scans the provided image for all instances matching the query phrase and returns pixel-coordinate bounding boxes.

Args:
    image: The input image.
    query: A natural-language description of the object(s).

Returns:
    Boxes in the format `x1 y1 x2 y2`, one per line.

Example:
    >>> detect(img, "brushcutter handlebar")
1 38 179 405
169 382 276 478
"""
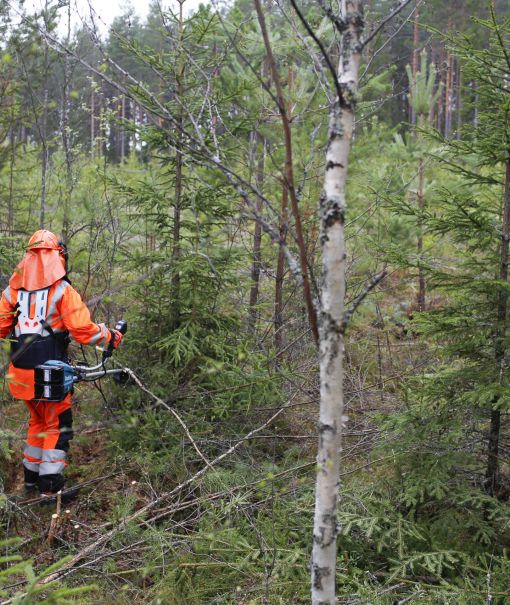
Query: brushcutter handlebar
102 319 128 361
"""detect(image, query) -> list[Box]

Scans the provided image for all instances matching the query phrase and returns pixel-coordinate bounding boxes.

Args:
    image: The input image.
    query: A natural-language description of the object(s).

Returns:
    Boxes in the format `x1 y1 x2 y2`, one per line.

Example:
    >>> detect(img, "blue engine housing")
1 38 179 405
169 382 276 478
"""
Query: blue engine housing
34 360 77 402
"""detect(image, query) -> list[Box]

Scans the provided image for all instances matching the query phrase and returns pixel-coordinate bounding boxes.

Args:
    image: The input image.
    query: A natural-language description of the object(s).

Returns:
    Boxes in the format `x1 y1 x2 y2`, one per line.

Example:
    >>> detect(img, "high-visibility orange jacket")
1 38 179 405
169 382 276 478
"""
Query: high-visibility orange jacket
0 280 112 400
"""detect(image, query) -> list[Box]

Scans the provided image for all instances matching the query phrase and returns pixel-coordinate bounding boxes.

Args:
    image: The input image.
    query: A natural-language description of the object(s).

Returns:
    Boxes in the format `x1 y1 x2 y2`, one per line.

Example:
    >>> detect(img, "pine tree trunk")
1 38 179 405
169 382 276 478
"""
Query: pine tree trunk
274 66 294 352
312 2 363 603
486 159 510 496
416 155 425 311
410 5 419 126
444 49 453 138
40 108 48 228
437 46 446 133
98 90 105 158
40 22 49 229
120 93 126 162
132 102 137 154
91 87 95 157
61 0 72 244
8 119 15 235
474 81 479 129
171 0 186 327
274 181 288 352
249 132 265 330
456 61 462 139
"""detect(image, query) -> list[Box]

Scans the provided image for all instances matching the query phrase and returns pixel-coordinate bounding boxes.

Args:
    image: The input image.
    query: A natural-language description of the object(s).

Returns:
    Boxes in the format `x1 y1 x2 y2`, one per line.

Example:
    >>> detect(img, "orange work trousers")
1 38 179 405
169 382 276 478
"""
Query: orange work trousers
22 393 73 493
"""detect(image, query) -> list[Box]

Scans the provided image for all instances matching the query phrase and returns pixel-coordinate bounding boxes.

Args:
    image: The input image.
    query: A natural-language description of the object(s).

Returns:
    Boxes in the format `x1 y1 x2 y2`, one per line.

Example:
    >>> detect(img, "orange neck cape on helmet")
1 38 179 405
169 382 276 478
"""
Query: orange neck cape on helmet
10 230 66 291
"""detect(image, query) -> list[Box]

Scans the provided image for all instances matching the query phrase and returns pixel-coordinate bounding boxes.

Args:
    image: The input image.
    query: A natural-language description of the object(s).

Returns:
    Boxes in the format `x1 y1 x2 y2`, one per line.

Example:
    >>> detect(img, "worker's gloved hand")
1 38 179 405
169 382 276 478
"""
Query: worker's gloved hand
110 329 123 349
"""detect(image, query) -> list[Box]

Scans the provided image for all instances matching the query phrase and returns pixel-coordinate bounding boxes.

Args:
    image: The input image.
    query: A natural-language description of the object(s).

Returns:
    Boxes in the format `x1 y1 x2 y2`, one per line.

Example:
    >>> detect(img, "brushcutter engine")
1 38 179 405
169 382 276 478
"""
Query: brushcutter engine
34 320 128 402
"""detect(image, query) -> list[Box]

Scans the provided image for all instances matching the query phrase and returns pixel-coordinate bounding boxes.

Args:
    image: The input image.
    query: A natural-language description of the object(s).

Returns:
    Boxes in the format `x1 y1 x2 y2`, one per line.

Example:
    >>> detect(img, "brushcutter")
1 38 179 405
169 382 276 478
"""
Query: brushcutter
34 320 128 402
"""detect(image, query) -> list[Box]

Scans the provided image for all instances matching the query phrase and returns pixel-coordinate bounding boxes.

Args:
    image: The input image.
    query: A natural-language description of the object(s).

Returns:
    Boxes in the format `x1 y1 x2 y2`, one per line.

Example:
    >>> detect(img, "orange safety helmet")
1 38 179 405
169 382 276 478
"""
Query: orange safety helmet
10 230 67 291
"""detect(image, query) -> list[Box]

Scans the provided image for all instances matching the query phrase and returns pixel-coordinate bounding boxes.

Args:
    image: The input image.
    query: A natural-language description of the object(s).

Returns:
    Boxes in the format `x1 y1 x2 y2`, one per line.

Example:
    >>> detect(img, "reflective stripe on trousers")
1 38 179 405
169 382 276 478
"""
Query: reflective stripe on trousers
24 444 43 459
39 448 67 476
23 444 43 472
23 458 40 473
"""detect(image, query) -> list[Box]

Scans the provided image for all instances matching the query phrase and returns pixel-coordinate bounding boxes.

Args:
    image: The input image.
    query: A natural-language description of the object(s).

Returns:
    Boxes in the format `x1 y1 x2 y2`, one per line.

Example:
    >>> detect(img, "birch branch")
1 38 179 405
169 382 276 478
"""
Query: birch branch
341 270 387 334
289 0 345 105
316 0 346 33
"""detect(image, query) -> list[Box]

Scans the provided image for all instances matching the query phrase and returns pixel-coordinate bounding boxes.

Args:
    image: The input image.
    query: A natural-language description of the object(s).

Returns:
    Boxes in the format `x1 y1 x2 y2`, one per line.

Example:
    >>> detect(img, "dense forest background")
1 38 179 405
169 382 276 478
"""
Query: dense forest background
2 0 510 603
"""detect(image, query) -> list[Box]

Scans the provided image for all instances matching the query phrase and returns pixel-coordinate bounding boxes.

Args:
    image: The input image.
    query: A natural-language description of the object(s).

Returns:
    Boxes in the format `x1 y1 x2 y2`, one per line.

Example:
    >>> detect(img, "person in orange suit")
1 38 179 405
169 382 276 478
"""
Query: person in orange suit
0 230 123 498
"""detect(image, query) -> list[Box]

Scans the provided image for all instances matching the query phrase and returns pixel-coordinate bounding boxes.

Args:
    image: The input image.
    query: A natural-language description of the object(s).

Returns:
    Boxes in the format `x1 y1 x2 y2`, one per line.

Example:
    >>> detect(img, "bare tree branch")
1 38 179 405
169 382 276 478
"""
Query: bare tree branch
316 0 346 34
125 369 213 470
361 0 415 48
341 270 387 334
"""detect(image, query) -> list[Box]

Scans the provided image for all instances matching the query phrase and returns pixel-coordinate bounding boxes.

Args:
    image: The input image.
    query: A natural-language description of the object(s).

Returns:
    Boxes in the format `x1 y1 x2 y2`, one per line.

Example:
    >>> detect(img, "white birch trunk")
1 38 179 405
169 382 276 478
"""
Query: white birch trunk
312 2 364 603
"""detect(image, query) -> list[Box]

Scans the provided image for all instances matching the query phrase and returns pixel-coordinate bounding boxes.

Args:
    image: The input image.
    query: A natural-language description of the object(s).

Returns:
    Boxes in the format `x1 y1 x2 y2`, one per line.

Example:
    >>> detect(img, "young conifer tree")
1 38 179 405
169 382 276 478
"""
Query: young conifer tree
406 51 442 311
388 10 510 507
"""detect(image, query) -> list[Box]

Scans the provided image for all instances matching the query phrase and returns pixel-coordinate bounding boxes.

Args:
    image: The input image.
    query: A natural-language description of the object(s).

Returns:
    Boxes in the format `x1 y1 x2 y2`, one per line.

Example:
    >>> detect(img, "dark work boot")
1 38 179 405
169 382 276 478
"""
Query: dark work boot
24 483 38 497
23 467 39 497
38 472 65 494
39 473 80 504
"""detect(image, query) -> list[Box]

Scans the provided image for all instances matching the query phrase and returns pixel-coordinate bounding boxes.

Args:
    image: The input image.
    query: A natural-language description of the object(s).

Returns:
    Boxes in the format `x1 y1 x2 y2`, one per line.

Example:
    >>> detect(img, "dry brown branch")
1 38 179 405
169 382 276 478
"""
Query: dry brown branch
253 0 320 344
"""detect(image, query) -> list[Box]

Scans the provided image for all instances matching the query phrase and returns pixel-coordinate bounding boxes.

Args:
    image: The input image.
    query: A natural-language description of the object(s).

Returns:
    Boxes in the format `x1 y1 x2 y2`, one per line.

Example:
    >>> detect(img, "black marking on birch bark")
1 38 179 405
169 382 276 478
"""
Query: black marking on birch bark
319 191 328 245
329 343 341 375
319 2 347 35
345 4 365 29
313 527 336 548
339 81 357 109
321 195 345 227
319 311 343 373
314 510 339 547
342 31 352 73
326 160 344 171
317 420 337 451
328 124 344 141
320 311 343 335
312 563 331 590
317 421 337 435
